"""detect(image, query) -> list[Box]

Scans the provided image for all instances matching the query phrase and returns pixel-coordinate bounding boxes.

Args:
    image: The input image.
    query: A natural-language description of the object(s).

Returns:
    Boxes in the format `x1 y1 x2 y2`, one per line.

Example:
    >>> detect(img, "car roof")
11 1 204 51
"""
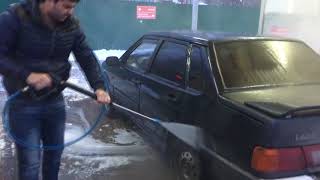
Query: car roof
144 31 303 44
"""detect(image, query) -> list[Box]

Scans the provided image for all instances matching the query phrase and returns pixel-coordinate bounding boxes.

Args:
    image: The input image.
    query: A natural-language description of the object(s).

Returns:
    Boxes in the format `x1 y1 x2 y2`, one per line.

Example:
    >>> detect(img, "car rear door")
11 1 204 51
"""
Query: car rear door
178 45 209 125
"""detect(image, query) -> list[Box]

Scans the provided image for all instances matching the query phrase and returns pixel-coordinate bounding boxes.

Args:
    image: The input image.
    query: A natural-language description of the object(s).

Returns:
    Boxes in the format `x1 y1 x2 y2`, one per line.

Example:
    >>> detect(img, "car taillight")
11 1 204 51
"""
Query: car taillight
303 144 320 168
251 146 306 173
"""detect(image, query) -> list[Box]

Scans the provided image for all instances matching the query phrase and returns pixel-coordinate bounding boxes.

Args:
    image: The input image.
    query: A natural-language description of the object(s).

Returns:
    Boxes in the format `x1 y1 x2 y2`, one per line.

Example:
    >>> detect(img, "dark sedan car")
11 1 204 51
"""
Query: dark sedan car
102 31 320 180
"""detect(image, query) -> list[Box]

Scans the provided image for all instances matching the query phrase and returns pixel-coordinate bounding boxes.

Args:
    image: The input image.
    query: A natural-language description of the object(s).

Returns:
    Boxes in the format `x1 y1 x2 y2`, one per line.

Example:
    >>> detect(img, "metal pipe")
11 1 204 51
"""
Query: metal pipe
258 0 267 35
192 0 199 31
112 102 158 122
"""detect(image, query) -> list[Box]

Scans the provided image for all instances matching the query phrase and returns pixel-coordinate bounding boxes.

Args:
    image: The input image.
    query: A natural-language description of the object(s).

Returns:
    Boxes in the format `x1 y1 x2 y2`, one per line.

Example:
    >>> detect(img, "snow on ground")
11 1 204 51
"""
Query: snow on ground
63 125 149 156
63 105 148 156
64 49 125 101
61 155 131 176
113 129 142 145
0 139 4 150
60 107 153 178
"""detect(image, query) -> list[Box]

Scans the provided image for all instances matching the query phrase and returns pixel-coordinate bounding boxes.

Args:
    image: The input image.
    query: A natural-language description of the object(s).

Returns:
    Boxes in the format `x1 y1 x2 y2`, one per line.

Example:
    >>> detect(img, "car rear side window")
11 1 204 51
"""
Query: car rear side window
126 40 158 72
150 41 187 84
189 46 204 91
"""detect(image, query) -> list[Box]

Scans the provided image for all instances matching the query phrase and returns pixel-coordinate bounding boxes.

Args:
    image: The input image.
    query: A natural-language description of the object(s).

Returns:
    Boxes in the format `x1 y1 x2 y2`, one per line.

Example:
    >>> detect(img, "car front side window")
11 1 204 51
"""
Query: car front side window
150 41 187 85
126 40 158 72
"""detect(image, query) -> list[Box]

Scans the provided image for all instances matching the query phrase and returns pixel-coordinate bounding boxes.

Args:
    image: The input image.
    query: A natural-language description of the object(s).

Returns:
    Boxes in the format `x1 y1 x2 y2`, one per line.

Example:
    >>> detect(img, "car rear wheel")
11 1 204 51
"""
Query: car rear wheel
170 139 202 180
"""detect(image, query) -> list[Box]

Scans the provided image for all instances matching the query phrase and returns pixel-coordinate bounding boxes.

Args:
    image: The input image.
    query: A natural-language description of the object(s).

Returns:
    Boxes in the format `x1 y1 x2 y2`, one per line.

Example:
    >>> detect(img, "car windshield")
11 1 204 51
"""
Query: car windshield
214 40 320 89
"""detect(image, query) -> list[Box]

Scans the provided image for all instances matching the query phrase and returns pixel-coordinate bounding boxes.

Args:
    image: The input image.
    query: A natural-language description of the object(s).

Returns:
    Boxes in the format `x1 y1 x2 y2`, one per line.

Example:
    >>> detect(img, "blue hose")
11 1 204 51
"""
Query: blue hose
1 87 108 151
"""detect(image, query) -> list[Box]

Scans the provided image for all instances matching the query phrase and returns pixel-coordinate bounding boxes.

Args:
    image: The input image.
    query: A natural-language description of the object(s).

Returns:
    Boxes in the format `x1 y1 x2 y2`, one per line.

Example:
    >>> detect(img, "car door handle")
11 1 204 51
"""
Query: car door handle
167 93 177 102
130 78 141 85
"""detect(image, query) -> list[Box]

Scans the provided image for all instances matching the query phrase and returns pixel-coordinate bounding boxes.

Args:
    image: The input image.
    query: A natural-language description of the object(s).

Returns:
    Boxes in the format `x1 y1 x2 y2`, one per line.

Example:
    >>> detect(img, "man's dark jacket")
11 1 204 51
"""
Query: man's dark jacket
0 0 105 95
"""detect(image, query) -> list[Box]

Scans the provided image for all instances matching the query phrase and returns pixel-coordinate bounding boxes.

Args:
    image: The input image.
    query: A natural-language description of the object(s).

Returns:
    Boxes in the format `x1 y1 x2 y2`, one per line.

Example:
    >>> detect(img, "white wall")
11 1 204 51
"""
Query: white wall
264 0 320 53
266 0 320 16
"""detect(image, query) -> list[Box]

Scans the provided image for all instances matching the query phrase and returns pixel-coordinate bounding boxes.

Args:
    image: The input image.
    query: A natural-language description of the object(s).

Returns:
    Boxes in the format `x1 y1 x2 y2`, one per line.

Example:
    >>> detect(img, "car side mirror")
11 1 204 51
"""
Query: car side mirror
105 56 120 66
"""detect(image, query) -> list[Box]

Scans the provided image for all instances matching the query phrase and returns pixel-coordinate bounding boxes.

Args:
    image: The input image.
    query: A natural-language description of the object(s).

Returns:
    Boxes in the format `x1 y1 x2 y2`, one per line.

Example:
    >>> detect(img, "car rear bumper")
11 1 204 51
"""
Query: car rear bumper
206 148 320 180
262 175 317 180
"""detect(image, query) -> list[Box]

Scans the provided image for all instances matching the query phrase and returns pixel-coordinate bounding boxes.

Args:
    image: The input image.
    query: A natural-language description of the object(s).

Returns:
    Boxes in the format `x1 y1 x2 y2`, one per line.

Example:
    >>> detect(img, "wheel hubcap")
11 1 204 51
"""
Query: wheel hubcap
178 151 199 180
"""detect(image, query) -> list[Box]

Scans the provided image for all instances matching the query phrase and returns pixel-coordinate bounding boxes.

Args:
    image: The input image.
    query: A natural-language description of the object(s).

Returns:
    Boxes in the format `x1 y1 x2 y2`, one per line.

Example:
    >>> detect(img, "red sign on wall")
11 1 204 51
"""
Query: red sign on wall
270 26 289 36
137 6 157 20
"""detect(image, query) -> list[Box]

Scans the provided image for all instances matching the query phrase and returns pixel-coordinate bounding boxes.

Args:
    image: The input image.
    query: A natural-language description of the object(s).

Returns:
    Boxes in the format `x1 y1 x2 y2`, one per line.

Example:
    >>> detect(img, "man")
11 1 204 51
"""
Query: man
0 0 111 179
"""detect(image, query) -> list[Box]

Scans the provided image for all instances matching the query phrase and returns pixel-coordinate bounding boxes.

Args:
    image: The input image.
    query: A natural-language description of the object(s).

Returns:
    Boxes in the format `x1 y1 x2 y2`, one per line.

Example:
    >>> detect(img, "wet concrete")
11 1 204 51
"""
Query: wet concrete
0 92 174 180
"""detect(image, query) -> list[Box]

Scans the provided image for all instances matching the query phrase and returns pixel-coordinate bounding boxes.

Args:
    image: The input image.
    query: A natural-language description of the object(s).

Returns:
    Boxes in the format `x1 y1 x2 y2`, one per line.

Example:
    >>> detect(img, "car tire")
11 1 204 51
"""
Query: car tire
169 138 202 180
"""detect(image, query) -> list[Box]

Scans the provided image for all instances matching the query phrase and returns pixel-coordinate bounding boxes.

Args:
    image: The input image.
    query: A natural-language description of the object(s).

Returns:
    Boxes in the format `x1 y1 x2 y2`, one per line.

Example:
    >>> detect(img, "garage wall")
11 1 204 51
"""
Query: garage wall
77 0 261 49
0 0 261 49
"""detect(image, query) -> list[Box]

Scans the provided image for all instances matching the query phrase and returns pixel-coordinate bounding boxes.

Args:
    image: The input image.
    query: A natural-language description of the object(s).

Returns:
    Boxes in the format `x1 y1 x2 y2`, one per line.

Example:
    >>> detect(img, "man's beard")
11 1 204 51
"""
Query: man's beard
49 11 68 23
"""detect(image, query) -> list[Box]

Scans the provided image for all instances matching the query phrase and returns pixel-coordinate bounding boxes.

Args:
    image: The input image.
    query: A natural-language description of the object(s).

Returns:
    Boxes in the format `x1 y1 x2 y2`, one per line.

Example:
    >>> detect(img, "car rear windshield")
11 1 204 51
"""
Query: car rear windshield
214 40 320 89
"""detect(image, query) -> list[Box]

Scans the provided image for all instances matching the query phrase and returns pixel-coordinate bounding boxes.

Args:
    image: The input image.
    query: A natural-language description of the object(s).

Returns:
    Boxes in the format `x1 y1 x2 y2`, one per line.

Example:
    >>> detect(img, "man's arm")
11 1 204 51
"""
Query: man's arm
73 28 105 91
0 9 31 81
72 28 111 104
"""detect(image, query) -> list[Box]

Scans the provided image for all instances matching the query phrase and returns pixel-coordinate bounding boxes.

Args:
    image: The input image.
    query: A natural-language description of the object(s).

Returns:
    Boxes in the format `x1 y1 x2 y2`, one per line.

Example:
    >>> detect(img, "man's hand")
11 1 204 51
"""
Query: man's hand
95 89 111 104
26 73 52 90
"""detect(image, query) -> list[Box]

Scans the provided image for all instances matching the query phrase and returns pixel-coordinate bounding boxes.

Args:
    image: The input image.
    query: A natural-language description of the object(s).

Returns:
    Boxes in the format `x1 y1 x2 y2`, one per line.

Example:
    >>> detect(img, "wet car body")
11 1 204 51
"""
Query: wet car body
102 32 320 180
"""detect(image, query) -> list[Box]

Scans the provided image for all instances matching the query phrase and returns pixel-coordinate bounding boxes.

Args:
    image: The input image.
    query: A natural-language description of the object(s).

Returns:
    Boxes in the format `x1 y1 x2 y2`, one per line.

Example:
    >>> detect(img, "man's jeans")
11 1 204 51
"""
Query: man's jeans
8 94 66 180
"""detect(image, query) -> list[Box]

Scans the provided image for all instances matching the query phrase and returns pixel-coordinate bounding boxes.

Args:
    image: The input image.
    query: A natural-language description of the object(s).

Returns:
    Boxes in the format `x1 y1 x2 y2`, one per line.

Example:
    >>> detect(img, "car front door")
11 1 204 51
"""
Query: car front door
107 39 159 116
139 40 190 147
